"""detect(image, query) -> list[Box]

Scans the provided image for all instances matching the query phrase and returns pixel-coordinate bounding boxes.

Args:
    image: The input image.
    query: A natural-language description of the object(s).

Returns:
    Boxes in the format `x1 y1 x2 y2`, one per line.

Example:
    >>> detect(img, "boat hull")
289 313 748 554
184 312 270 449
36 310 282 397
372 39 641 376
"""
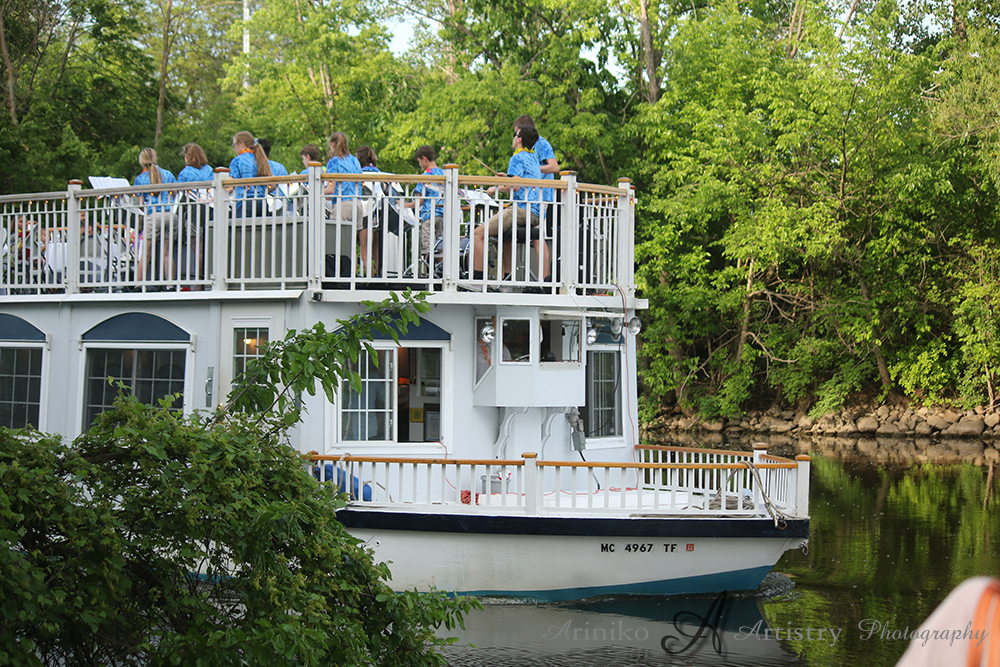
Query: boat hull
338 508 809 601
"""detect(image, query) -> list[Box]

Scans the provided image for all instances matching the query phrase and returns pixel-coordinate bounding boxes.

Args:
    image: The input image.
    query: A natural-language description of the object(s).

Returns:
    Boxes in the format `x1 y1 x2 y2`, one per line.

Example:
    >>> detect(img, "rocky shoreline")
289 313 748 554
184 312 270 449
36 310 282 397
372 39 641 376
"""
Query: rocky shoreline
644 404 1000 465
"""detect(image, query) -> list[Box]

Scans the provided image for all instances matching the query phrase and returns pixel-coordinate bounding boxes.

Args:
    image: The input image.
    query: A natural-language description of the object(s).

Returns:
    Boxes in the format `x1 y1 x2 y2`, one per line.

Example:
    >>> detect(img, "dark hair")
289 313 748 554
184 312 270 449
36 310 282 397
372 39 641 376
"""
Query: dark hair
415 145 436 163
258 138 272 157
183 143 208 169
514 114 536 129
516 125 539 150
300 143 321 162
356 145 378 168
328 132 350 158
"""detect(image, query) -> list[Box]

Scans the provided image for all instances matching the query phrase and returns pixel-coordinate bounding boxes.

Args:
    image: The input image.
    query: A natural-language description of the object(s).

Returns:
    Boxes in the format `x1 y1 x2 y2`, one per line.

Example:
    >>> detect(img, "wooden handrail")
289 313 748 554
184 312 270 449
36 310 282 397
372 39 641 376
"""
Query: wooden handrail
636 443 755 457
307 454 525 466
536 460 798 470
305 454 796 470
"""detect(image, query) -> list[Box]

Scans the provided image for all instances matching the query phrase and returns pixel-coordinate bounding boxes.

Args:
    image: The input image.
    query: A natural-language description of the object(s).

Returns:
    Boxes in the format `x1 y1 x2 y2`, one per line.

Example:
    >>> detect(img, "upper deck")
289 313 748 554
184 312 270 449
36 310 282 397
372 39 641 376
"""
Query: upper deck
0 166 637 307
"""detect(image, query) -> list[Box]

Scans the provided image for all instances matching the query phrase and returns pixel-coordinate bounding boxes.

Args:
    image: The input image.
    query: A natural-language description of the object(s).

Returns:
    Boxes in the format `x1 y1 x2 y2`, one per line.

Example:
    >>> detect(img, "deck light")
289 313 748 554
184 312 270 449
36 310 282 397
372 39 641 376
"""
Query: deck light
479 323 495 344
610 317 623 336
627 317 642 336
587 327 598 345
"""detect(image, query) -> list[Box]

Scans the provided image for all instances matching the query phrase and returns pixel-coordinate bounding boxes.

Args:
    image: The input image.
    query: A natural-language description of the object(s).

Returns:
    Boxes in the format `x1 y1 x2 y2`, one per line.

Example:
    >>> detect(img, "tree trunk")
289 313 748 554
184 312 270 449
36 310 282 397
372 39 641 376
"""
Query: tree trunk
857 275 893 390
639 0 661 103
154 0 174 150
735 258 755 364
0 7 18 126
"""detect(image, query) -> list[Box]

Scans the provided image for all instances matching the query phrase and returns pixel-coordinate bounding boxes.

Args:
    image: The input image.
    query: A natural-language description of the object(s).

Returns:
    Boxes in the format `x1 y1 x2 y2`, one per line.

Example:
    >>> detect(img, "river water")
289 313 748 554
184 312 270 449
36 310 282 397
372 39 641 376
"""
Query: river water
442 437 1000 666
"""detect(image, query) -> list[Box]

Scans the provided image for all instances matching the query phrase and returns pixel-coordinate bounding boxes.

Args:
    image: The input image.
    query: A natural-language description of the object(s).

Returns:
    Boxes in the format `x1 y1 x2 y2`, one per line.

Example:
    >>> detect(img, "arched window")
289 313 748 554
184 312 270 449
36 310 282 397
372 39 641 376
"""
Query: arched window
0 314 46 429
82 313 191 428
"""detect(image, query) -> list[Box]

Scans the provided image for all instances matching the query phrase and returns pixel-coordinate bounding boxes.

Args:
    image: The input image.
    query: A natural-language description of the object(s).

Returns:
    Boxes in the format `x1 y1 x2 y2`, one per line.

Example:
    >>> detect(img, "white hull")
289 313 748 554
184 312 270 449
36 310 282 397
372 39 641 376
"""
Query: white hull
340 508 808 600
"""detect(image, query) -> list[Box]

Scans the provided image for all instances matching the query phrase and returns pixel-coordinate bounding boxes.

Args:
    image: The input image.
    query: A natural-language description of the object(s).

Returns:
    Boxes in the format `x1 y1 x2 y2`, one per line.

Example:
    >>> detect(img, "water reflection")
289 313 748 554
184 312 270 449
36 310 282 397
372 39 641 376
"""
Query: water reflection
444 594 806 666
443 438 1000 667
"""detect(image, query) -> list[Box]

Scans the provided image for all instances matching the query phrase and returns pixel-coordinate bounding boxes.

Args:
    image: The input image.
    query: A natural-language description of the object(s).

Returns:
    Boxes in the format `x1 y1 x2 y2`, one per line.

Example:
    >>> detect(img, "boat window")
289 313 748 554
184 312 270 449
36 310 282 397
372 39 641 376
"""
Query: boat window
0 346 43 429
233 327 269 378
581 350 622 438
342 349 392 442
475 317 493 384
83 348 186 427
340 345 444 444
539 318 581 363
500 319 530 363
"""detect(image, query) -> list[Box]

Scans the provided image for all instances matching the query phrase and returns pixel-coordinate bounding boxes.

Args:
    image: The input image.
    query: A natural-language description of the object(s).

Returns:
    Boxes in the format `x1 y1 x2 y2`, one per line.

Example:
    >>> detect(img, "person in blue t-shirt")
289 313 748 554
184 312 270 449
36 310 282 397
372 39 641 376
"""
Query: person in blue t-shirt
134 147 177 283
258 138 288 177
176 143 213 282
228 131 272 217
515 114 558 283
324 132 362 220
299 144 323 175
405 145 444 261
323 132 363 279
470 126 544 282
356 145 382 276
177 143 214 184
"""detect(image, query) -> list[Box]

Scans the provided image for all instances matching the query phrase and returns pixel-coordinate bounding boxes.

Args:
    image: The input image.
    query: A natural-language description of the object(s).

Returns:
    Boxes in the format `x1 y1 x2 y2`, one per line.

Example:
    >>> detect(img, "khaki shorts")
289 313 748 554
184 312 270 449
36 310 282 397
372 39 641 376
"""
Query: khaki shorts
481 205 536 237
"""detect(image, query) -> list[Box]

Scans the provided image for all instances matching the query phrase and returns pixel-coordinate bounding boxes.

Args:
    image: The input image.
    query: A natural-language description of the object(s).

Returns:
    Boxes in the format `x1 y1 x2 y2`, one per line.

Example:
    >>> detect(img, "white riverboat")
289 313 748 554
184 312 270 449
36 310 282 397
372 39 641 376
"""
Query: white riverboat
0 165 809 601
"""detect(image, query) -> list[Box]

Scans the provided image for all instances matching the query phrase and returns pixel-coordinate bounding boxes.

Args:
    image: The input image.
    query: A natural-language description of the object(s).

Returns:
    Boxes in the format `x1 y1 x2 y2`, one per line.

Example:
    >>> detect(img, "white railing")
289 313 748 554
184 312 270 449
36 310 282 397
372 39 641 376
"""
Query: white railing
307 447 810 518
0 167 635 296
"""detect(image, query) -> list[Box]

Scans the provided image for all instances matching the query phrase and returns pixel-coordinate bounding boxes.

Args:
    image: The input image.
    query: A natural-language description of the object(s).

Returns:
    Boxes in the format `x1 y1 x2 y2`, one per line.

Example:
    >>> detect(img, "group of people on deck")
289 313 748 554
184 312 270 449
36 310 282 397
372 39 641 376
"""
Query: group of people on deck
130 113 558 283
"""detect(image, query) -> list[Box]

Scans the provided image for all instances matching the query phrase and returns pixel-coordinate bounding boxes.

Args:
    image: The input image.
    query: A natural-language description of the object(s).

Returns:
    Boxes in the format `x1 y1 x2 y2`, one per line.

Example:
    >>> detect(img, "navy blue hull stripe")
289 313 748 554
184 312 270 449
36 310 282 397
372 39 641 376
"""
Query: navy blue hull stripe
336 509 810 539
454 565 776 601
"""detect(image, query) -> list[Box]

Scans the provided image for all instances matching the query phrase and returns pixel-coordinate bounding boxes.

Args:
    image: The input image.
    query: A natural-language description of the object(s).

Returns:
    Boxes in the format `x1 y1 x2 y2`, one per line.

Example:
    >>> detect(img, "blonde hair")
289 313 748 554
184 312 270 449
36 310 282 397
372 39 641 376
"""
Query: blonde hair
138 147 162 185
328 132 350 159
232 131 272 178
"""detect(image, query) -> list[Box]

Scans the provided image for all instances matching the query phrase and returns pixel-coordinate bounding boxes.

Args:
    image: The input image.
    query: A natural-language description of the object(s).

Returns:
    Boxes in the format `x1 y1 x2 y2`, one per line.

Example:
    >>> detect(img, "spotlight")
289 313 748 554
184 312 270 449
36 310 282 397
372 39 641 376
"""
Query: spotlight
479 324 495 344
627 317 642 336
587 327 598 345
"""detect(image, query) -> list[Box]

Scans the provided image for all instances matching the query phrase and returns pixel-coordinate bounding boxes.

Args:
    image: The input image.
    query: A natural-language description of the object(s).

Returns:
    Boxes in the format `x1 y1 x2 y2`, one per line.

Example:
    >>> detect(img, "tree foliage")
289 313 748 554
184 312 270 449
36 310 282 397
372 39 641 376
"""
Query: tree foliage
6 0 1000 415
0 291 475 666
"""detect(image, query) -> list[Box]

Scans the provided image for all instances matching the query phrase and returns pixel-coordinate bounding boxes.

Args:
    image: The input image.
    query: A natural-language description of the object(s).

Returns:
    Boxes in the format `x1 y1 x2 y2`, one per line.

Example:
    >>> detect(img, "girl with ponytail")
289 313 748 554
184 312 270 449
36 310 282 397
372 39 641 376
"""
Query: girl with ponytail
229 131 272 217
134 147 177 283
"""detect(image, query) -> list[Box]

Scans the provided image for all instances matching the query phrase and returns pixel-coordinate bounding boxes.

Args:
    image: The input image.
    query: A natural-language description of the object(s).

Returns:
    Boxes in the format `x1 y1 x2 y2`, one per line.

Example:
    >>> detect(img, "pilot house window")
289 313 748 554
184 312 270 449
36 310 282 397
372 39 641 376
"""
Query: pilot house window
583 350 622 438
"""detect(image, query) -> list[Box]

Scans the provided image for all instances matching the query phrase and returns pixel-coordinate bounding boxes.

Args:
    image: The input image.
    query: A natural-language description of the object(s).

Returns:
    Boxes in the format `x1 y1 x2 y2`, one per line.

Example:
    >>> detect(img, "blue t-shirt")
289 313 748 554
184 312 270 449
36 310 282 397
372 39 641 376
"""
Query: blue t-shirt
177 164 213 183
414 167 444 221
228 151 266 201
326 154 362 199
269 160 288 177
534 136 556 203
134 167 177 213
507 150 541 217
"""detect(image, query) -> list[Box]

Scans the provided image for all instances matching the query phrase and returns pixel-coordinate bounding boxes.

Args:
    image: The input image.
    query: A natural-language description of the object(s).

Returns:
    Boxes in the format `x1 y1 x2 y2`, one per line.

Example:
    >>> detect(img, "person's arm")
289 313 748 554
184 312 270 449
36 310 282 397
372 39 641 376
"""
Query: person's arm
539 158 560 175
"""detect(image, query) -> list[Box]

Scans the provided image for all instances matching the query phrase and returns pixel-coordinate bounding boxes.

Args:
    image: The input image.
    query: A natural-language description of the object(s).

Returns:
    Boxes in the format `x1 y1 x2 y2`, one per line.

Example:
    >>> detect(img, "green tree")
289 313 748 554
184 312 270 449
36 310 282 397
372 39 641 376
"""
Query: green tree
0 291 476 666
631 0 998 417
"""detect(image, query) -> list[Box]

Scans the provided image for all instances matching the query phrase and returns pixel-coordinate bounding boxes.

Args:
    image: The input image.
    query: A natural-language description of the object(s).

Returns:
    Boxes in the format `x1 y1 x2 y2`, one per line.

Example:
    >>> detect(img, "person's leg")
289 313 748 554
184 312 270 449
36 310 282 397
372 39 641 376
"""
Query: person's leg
359 225 371 276
161 213 175 282
501 207 532 278
473 207 514 278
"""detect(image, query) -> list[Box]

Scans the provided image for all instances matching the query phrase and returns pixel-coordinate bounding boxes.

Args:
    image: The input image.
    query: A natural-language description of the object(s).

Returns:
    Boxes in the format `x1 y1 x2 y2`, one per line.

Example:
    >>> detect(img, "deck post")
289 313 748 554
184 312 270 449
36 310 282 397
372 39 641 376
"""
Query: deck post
442 164 459 290
66 181 82 294
559 172 577 295
211 169 228 291
616 178 633 296
795 455 811 517
306 162 324 292
523 452 538 515
752 443 767 464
